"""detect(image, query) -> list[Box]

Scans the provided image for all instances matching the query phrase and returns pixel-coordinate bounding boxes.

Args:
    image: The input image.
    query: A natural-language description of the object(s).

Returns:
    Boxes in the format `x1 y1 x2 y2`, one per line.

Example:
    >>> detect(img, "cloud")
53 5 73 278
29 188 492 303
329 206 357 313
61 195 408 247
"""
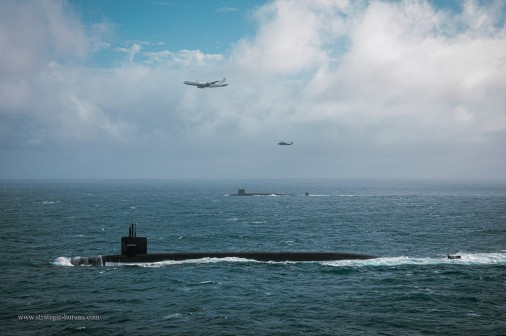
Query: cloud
116 43 142 63
215 6 239 13
296 0 506 145
0 0 89 77
231 1 329 74
0 0 505 179
165 49 224 65
229 0 505 150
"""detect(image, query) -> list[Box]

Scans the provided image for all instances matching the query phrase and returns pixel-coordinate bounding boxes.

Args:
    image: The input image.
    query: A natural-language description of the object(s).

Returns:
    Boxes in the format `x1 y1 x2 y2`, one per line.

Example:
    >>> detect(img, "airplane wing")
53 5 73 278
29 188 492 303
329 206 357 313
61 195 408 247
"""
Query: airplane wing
210 78 228 88
184 81 200 86
185 79 227 88
184 81 209 88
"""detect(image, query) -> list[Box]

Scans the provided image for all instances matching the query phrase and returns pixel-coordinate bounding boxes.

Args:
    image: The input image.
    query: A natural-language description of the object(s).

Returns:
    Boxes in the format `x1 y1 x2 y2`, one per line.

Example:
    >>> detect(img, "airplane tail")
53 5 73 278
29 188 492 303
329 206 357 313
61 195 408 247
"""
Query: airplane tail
209 78 228 88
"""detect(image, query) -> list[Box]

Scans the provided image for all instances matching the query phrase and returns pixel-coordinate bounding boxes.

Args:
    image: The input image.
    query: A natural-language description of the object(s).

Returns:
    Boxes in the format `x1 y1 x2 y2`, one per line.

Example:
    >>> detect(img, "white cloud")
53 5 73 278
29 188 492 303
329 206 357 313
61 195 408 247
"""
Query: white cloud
229 0 505 146
0 0 505 179
0 0 89 76
232 1 329 74
215 6 239 13
168 49 224 65
117 43 142 63
141 49 224 65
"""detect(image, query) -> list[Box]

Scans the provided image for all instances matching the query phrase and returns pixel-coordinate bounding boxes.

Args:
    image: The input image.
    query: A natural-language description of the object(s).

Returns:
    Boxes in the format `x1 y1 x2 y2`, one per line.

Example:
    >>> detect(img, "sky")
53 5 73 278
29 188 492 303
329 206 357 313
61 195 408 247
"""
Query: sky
0 0 505 179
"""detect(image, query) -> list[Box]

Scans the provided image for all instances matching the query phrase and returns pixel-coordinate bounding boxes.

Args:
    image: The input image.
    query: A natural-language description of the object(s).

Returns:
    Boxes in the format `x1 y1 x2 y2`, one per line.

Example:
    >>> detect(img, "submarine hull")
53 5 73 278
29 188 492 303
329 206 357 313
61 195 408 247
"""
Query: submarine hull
68 223 376 266
97 251 376 265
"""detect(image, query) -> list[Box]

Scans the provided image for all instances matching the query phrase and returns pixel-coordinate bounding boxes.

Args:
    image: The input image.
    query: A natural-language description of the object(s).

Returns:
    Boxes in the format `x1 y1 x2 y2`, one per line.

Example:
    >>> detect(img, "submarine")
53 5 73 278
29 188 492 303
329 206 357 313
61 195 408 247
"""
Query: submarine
230 189 311 196
230 188 288 196
70 222 377 266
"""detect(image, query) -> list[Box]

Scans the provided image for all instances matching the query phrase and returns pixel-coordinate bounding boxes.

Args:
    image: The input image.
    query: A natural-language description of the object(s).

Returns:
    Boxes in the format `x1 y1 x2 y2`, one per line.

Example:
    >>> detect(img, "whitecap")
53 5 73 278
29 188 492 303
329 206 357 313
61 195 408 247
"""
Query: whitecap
52 256 74 266
322 252 506 267
105 257 258 268
163 313 182 320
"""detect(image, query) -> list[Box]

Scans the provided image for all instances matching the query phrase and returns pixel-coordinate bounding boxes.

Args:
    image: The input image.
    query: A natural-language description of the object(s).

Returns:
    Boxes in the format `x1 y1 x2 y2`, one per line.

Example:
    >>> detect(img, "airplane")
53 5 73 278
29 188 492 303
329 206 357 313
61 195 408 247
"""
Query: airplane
183 78 228 89
278 141 293 146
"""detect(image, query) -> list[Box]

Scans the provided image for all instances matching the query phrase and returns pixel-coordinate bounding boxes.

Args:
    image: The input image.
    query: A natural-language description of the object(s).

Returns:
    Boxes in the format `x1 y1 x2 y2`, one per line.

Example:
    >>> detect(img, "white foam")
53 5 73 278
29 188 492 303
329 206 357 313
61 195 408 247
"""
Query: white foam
104 257 258 268
163 313 183 320
452 252 506 264
52 256 103 266
55 252 506 268
52 256 74 266
322 252 506 267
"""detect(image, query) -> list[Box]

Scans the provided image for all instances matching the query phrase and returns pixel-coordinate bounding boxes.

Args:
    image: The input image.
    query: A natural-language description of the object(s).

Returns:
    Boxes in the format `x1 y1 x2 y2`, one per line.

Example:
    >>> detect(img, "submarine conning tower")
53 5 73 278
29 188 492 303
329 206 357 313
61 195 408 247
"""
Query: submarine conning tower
121 222 147 257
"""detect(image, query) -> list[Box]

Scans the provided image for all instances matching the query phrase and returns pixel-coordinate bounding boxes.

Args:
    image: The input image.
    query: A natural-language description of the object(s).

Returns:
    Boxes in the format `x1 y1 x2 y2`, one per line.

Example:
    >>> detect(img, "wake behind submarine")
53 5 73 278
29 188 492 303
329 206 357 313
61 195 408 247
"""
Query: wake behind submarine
70 222 377 266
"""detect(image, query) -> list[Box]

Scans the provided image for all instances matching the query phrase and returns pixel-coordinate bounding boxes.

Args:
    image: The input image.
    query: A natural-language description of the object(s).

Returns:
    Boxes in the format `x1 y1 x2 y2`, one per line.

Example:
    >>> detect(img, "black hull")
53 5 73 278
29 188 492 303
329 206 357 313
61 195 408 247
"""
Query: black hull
68 223 377 266
98 251 376 265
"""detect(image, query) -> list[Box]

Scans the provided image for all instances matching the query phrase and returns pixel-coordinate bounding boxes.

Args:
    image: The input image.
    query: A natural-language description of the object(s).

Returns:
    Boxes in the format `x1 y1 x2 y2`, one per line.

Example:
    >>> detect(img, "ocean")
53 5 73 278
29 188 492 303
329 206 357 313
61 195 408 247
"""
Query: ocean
1 179 505 335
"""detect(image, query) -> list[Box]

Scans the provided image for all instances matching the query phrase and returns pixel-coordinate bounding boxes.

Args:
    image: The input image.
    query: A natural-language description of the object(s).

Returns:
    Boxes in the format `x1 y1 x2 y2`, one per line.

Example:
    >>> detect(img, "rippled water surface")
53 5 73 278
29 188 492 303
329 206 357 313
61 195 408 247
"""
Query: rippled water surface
1 179 505 335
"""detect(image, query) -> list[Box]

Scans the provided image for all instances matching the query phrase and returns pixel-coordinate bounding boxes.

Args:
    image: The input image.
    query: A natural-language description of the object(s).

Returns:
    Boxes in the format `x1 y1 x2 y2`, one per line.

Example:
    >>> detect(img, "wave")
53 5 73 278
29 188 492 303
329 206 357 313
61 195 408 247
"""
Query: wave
322 252 506 267
52 256 103 266
105 257 258 267
52 257 74 266
52 252 506 268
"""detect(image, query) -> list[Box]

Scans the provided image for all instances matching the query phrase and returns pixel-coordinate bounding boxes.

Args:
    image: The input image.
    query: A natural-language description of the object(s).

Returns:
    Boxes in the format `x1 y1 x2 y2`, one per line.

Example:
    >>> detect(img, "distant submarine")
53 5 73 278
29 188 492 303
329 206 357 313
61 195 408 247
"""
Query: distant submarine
231 188 288 196
70 223 377 266
230 189 311 196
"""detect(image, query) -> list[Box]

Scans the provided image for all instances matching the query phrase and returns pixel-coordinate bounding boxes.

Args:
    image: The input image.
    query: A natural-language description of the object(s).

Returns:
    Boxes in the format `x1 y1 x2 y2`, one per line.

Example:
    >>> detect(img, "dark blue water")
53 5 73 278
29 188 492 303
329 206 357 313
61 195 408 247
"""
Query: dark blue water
1 179 505 335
